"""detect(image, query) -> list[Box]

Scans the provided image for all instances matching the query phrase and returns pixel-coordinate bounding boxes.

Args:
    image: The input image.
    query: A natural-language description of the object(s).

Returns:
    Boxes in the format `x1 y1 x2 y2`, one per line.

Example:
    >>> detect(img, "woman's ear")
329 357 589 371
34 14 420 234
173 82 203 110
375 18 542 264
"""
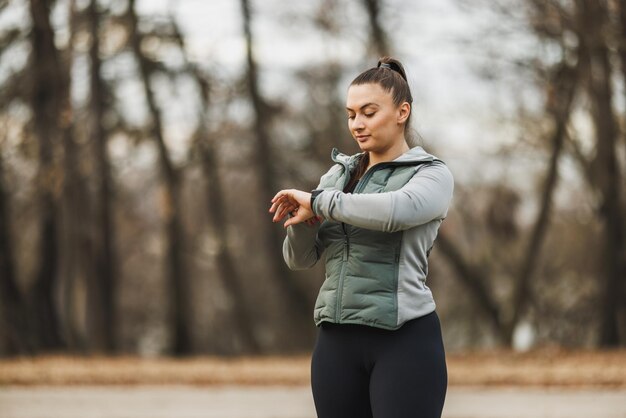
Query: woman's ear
397 102 411 125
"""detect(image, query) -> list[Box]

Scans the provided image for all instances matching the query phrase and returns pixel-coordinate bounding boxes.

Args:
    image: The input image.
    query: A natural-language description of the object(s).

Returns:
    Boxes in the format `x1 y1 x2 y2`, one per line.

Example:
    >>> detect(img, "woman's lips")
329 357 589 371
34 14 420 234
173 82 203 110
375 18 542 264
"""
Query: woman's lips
356 135 370 142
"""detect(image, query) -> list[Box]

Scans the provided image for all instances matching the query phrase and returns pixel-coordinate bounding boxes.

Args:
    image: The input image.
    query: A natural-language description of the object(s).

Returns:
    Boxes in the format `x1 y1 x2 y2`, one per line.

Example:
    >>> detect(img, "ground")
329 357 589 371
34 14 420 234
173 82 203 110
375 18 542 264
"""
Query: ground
1 385 625 418
1 348 625 417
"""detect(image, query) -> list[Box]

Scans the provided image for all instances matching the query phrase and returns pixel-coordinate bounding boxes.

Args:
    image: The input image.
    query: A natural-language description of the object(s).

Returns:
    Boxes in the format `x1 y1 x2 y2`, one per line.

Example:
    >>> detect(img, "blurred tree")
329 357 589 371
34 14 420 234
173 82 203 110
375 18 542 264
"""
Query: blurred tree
522 0 625 346
284 0 355 169
572 0 624 346
168 14 261 354
620 0 626 108
239 0 313 347
28 0 67 352
444 0 625 347
58 0 98 354
486 185 521 241
126 0 193 356
0 138 34 353
363 0 391 57
508 60 579 343
438 1 581 346
0 0 30 354
87 0 118 354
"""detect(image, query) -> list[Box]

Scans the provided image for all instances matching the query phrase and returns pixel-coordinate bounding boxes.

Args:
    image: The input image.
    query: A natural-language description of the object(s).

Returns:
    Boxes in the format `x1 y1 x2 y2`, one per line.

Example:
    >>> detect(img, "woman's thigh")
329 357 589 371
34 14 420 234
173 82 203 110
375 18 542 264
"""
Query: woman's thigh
310 323 373 418
369 312 448 418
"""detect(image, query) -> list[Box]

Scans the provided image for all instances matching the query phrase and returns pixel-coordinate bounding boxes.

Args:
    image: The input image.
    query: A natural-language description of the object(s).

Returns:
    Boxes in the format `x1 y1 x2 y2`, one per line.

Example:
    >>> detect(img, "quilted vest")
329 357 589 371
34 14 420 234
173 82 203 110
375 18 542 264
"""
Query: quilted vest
313 147 442 329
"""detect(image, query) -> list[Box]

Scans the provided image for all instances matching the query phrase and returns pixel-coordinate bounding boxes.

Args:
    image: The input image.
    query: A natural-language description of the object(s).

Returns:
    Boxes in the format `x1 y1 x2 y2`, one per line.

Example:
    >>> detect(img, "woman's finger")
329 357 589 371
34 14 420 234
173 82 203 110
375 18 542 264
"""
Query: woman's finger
271 189 293 203
272 201 286 220
274 201 298 222
270 191 284 203
268 195 283 213
284 210 307 228
268 195 289 213
274 203 291 221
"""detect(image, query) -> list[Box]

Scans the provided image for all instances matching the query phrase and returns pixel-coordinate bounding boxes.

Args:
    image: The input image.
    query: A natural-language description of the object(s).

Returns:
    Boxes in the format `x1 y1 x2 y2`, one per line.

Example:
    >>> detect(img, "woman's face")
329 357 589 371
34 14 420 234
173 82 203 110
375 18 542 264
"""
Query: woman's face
345 83 410 154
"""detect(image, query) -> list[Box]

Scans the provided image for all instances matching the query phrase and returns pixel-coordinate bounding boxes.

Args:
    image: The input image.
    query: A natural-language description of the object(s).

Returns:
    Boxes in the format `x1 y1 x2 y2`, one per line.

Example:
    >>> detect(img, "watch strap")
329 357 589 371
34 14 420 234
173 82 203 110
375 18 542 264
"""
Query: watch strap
310 189 323 213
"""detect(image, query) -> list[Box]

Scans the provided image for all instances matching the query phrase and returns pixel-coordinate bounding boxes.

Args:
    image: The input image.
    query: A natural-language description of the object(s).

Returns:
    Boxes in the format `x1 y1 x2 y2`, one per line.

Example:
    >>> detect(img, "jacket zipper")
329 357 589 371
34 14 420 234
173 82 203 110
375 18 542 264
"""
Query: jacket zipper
335 238 348 322
334 159 351 322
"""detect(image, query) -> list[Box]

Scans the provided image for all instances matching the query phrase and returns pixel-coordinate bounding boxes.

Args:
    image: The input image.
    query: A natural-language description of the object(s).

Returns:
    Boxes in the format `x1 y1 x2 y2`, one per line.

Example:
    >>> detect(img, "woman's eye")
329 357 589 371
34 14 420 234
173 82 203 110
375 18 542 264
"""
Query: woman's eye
347 115 354 120
365 113 375 117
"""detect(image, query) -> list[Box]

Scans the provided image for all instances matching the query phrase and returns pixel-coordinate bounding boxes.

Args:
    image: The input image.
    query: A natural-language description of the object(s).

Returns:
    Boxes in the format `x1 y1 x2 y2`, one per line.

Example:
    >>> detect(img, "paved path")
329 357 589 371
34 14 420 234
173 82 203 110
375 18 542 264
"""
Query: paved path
1 385 625 418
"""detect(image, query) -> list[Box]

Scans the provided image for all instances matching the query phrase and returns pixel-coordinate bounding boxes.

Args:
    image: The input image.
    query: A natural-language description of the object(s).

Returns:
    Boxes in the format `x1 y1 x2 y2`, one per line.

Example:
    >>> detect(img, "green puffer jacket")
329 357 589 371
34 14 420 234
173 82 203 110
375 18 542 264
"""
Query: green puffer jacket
282 146 454 330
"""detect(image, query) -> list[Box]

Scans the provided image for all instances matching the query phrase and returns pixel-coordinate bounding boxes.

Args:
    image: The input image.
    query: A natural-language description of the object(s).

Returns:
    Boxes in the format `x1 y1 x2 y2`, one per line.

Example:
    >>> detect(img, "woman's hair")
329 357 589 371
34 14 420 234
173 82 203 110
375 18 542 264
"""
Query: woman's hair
349 56 420 148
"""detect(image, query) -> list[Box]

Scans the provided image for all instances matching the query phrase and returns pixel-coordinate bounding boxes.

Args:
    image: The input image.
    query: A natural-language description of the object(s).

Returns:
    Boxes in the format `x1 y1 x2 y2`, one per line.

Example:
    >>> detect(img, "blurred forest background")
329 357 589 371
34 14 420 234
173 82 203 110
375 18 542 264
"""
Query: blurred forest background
0 0 624 358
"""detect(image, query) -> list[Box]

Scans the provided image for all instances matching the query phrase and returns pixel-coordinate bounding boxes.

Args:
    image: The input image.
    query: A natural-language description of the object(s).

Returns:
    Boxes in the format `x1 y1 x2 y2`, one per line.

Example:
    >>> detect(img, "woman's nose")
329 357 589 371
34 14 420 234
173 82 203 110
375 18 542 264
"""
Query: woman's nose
352 114 366 129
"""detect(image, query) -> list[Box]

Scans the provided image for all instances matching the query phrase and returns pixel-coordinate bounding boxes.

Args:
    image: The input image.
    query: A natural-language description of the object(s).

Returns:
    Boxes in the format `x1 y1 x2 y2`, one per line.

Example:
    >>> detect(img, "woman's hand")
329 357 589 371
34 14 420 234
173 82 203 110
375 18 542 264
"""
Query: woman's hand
269 189 323 228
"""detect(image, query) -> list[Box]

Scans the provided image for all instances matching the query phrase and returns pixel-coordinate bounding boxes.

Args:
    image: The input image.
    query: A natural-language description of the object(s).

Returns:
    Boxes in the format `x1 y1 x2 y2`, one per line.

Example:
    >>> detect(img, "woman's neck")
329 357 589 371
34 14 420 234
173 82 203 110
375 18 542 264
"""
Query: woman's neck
366 141 410 170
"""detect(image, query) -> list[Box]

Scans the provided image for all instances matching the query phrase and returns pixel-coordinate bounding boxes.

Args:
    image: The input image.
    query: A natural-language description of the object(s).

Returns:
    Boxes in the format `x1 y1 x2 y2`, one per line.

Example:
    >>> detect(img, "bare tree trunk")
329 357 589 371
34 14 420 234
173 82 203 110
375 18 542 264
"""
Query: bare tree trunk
618 0 626 123
506 61 579 342
168 17 261 353
58 0 92 354
0 150 35 354
578 0 625 346
362 0 391 57
199 140 262 353
28 0 65 352
127 0 192 355
88 0 117 354
240 0 313 346
616 0 626 338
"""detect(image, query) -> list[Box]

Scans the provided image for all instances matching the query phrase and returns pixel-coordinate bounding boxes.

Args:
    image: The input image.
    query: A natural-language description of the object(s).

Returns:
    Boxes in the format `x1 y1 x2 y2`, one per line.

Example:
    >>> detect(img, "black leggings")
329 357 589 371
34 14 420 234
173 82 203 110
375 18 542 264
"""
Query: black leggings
310 310 447 418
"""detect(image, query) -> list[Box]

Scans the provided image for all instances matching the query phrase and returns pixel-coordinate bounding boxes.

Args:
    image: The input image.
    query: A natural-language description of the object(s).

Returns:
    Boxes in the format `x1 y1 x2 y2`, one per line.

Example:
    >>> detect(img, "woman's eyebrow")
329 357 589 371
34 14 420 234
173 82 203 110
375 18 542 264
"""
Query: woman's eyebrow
346 102 379 111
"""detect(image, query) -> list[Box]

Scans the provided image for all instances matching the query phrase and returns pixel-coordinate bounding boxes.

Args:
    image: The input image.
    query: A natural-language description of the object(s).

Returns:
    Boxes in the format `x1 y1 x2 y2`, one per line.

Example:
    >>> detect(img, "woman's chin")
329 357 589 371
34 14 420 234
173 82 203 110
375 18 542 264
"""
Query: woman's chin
356 141 373 151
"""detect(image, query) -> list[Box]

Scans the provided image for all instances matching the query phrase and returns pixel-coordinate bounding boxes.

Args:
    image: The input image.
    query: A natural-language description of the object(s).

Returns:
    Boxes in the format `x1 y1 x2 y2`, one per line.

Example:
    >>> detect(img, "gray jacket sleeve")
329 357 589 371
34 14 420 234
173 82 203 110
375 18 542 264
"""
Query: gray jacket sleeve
312 162 454 233
282 213 324 270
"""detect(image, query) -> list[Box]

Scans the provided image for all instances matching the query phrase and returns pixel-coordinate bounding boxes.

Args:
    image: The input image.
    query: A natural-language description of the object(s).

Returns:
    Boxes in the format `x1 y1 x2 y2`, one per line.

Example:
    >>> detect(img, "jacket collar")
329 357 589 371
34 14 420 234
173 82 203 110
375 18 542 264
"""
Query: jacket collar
331 145 436 168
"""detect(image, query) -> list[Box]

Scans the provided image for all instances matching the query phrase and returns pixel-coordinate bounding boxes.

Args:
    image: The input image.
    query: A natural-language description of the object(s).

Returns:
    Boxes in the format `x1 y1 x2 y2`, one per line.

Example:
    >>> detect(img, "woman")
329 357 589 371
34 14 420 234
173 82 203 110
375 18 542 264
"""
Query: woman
268 57 454 418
